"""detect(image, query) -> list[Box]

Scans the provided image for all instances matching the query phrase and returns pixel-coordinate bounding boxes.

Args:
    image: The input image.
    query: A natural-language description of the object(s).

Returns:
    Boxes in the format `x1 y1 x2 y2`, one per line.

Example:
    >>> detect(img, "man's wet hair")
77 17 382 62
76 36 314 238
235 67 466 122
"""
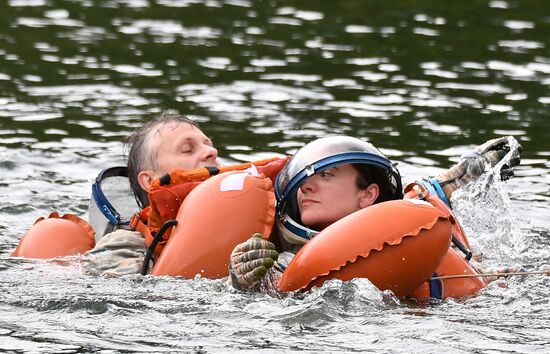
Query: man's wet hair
126 111 199 208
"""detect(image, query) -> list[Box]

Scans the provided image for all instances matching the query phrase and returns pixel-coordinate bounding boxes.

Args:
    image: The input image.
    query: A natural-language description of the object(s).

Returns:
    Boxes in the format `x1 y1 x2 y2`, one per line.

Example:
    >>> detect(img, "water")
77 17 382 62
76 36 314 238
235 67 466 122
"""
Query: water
1 0 549 352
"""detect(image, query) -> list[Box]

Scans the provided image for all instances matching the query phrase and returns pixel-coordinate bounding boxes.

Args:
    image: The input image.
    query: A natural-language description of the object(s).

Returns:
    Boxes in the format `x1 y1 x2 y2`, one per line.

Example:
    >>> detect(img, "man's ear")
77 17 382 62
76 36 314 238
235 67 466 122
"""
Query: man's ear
359 183 379 209
137 170 154 192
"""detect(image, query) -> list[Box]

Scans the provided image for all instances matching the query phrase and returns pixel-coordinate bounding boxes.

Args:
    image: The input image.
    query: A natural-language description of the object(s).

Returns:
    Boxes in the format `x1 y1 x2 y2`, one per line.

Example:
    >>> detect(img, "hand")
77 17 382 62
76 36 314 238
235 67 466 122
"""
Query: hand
437 136 522 195
483 265 527 283
469 136 522 180
228 233 279 290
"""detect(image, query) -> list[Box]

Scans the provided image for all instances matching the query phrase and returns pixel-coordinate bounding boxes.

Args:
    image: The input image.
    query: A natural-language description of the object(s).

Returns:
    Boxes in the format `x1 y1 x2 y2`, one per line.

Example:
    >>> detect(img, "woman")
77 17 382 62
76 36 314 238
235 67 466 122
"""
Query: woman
228 135 522 292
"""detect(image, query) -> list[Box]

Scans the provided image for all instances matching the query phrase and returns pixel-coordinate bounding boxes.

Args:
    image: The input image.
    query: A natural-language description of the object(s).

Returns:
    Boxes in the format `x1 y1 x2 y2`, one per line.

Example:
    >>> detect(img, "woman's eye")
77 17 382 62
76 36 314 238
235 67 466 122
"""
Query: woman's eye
320 171 333 177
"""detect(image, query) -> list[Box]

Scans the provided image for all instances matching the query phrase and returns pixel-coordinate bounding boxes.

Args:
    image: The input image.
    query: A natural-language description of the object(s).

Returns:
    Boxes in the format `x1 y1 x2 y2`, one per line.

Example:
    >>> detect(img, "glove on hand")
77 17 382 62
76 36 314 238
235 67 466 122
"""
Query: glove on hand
229 233 279 290
437 136 522 194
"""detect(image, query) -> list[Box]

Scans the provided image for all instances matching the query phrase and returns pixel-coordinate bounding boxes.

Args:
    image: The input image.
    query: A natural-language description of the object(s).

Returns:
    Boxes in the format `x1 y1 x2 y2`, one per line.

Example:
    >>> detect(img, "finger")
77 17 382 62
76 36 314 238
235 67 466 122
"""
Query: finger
239 265 268 287
235 258 264 273
235 257 274 274
481 149 507 168
491 139 509 152
239 239 277 255
500 167 514 180
248 237 276 250
237 249 278 263
509 154 521 167
232 238 272 255
475 137 506 154
490 136 509 148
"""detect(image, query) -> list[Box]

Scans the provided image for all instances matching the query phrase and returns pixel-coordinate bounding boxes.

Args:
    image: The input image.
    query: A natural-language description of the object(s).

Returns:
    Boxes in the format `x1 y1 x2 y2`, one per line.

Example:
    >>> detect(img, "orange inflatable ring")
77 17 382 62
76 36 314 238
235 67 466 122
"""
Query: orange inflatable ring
152 170 276 278
11 212 96 258
278 199 453 297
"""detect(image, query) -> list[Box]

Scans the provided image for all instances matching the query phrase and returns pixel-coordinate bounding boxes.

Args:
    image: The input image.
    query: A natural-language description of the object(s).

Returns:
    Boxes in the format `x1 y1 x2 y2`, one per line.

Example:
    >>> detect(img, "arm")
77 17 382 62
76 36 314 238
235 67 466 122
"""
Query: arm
428 136 522 205
83 228 148 275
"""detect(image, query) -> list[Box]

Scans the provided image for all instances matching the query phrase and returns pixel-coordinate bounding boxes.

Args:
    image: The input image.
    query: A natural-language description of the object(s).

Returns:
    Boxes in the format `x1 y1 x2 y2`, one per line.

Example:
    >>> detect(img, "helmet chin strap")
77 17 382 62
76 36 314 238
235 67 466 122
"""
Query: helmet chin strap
277 215 319 245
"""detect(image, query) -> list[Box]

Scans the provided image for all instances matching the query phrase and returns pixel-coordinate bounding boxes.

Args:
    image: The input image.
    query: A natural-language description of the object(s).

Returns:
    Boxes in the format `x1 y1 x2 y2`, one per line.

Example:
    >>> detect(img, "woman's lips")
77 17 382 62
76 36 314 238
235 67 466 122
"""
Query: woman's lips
301 198 319 207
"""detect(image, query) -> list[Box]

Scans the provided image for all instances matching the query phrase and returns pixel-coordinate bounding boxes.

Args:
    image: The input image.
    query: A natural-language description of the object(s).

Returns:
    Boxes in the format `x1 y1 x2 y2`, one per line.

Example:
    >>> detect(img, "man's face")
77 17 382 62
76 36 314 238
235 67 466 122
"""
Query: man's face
152 122 219 177
138 122 219 191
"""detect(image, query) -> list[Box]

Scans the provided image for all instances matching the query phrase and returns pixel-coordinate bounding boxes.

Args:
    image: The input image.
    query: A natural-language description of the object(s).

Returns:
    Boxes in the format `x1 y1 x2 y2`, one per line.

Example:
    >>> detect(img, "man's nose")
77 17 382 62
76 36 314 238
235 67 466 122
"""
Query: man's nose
201 145 218 162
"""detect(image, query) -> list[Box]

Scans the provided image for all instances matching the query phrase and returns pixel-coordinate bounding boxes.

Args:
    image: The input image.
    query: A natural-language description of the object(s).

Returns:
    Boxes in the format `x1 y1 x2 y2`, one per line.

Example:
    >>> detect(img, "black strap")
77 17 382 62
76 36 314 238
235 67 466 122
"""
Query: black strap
206 166 220 175
438 169 467 187
159 166 219 186
451 235 473 261
159 173 171 186
141 219 178 275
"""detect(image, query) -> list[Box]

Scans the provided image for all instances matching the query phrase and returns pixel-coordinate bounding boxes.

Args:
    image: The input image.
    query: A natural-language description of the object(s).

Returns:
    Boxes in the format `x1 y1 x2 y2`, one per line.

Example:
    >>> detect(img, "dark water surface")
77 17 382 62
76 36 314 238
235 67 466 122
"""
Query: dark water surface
1 0 549 352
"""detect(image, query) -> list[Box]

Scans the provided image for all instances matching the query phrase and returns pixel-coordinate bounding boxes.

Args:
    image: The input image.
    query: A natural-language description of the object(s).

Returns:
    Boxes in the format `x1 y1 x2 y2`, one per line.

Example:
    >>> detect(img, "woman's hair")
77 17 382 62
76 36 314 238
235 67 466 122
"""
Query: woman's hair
352 164 400 204
126 111 199 208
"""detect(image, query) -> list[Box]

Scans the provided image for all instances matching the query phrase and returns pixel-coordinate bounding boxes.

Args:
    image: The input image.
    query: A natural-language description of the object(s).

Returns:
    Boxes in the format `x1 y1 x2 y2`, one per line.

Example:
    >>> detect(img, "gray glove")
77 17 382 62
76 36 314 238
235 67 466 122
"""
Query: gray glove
228 233 279 290
437 136 522 195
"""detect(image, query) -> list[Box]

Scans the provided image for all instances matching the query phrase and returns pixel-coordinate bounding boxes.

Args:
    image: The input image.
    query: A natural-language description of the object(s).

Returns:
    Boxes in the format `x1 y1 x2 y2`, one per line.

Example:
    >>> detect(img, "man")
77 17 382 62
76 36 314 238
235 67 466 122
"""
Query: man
85 112 219 275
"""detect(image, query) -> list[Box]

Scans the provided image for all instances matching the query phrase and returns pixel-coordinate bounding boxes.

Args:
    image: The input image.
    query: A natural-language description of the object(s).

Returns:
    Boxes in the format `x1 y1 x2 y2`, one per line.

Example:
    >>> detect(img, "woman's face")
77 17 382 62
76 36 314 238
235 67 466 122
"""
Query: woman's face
296 164 378 231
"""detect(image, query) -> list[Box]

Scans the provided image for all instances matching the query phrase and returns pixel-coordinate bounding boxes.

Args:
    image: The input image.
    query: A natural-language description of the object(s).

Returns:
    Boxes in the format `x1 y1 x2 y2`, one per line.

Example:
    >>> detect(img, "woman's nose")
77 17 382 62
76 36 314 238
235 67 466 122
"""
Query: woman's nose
300 176 317 193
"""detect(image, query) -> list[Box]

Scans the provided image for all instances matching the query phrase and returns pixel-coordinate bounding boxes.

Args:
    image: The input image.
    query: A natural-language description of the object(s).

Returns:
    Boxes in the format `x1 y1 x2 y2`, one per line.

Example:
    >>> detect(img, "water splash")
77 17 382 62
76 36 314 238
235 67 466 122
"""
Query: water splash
451 137 527 263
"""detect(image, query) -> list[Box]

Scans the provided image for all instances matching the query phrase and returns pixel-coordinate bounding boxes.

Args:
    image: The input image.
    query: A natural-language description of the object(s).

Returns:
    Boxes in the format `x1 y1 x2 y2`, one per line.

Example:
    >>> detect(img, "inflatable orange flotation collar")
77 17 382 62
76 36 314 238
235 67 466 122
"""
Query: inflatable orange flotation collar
136 157 288 257
402 183 486 300
279 181 486 300
279 199 453 297
151 170 276 278
12 212 95 258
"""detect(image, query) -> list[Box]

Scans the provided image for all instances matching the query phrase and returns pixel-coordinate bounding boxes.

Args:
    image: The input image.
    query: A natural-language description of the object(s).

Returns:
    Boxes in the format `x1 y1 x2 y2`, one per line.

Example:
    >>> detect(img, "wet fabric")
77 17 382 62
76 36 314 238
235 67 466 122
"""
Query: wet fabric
83 229 148 276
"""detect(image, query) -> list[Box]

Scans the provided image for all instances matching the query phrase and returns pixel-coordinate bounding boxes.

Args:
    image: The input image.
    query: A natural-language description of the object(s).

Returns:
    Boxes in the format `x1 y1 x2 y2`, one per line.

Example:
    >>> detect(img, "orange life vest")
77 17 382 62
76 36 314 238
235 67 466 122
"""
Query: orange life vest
132 157 289 258
151 170 276 278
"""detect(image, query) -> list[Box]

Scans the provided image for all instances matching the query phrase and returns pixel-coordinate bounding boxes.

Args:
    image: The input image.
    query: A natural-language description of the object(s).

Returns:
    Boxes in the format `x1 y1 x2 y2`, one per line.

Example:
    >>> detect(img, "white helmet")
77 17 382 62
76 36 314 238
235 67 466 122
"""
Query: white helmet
275 136 403 246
